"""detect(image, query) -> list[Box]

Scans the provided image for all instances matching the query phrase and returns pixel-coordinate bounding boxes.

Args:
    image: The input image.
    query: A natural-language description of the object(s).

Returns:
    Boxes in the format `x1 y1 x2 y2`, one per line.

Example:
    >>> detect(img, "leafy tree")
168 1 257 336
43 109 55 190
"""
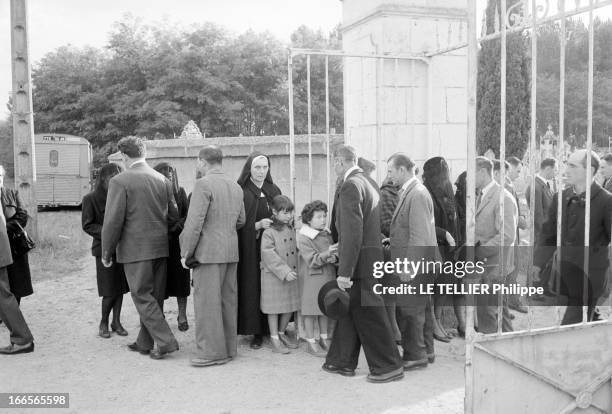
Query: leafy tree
477 0 531 158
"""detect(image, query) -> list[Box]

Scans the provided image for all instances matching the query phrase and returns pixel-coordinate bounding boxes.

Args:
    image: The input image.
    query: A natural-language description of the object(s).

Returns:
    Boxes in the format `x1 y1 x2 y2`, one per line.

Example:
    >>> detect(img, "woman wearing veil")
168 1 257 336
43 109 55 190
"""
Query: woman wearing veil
154 162 191 332
422 157 466 340
237 152 282 349
82 163 129 338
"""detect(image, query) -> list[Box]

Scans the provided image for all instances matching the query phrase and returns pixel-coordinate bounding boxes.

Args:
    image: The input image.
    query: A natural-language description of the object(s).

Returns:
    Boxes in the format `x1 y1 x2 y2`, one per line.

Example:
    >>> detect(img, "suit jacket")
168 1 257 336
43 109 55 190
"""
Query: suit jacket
389 179 440 266
0 207 13 268
475 181 518 279
335 168 384 280
390 179 440 308
525 176 554 245
101 161 179 264
180 170 246 265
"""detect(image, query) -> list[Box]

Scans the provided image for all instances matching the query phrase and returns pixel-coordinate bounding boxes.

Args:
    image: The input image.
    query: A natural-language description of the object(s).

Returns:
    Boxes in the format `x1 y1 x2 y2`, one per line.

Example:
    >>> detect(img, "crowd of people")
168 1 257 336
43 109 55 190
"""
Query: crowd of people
1 137 611 384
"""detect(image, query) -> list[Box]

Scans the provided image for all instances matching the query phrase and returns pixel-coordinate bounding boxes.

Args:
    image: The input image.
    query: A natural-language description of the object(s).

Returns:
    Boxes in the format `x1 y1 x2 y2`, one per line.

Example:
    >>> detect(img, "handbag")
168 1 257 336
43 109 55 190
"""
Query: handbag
8 222 35 258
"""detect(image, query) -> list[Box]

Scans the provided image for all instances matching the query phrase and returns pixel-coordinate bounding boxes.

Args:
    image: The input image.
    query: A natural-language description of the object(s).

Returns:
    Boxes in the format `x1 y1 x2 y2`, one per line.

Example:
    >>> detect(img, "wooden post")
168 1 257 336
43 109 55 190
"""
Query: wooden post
10 0 38 238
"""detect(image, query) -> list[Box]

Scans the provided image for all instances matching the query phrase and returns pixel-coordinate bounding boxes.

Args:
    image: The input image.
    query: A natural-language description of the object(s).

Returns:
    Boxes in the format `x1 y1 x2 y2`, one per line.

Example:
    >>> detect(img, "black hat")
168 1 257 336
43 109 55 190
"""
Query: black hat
318 280 350 320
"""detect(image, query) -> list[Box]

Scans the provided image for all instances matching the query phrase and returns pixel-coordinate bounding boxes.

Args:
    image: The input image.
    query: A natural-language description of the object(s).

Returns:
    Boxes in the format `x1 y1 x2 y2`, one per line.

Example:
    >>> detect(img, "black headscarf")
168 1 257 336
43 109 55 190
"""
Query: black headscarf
94 163 122 203
237 152 275 187
154 162 180 196
422 156 457 238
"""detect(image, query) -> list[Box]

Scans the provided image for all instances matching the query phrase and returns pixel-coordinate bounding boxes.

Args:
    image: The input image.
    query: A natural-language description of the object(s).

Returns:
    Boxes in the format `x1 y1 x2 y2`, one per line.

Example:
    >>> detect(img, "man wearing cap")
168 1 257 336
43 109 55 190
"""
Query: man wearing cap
533 150 612 324
322 145 404 384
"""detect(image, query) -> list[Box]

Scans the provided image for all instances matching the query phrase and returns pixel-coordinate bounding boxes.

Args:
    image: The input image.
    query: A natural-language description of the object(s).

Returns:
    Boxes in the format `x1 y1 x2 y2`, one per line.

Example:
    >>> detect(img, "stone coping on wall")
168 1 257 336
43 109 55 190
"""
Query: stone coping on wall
108 134 344 161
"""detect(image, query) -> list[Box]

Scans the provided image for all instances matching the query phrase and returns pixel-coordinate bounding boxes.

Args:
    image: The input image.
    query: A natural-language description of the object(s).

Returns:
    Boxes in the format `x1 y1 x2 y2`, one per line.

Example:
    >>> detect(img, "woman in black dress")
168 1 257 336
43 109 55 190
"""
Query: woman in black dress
82 163 129 338
237 152 282 349
423 157 466 339
0 165 33 306
153 162 191 332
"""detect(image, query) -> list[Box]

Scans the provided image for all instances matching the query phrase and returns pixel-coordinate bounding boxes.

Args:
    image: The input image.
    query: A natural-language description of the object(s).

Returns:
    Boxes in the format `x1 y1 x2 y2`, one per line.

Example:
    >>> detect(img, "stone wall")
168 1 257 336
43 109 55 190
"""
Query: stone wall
108 135 343 214
341 0 468 182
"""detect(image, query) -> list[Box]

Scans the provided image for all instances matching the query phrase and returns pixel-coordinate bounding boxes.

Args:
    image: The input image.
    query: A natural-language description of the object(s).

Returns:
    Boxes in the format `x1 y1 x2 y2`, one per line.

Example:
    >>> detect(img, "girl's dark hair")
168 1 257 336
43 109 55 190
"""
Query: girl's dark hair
95 163 122 192
271 195 294 212
301 200 327 225
237 151 274 187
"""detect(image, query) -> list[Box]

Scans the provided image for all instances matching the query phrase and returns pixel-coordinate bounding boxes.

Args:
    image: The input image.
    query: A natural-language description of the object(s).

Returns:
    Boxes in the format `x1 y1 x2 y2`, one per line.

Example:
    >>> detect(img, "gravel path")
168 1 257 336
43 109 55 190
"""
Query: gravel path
0 257 465 414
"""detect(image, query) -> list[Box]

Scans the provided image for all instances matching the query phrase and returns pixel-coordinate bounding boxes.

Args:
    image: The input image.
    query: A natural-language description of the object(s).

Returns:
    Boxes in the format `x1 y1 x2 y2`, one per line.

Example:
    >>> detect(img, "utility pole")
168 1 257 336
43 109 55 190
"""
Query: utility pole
10 0 38 238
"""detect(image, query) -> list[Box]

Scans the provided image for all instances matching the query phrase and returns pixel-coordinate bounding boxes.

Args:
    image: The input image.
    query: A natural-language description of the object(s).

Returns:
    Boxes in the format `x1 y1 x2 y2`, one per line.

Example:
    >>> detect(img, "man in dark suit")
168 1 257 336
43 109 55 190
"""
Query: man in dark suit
387 153 440 370
322 145 404 384
600 153 612 193
533 150 612 324
0 204 34 354
526 158 557 247
102 136 179 360
180 146 245 367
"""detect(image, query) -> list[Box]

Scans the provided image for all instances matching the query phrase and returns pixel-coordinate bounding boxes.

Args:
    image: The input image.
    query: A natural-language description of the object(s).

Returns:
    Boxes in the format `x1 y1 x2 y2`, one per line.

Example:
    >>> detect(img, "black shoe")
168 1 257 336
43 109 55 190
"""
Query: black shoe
433 333 451 343
403 358 428 371
99 323 110 339
0 342 34 354
427 353 435 364
250 335 263 350
127 342 150 355
110 322 128 336
322 362 356 377
366 367 404 383
150 344 179 360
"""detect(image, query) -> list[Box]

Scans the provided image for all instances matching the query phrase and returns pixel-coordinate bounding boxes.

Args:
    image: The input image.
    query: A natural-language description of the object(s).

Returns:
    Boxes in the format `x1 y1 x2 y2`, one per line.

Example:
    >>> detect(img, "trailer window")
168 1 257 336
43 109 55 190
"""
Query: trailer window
49 150 59 167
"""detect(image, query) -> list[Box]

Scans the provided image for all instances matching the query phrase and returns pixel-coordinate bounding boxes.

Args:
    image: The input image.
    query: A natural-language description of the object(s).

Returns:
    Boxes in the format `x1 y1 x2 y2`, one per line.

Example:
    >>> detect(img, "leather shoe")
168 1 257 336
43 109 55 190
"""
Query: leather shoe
433 333 451 343
177 318 189 332
403 358 428 370
322 362 355 377
127 342 150 355
99 324 110 339
150 346 178 360
366 367 404 383
0 342 34 355
279 333 298 349
250 335 263 350
110 322 128 336
191 356 232 367
427 353 435 364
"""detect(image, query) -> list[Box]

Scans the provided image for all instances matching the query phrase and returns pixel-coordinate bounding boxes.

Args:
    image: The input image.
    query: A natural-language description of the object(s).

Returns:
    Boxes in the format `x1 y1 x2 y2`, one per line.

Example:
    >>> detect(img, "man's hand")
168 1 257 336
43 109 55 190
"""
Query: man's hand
256 218 273 231
101 257 113 268
382 237 390 247
285 271 298 282
445 232 456 247
181 257 190 270
337 276 353 291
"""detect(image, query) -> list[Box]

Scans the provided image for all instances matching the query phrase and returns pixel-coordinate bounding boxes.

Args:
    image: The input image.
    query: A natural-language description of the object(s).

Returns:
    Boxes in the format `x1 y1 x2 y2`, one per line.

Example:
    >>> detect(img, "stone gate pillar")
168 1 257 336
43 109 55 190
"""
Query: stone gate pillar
341 0 468 181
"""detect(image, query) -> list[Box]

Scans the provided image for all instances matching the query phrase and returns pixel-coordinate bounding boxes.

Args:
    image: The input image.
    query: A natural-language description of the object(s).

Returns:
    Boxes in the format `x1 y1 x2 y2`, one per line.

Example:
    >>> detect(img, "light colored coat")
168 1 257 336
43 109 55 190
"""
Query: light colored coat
180 170 246 265
475 181 518 280
389 179 440 308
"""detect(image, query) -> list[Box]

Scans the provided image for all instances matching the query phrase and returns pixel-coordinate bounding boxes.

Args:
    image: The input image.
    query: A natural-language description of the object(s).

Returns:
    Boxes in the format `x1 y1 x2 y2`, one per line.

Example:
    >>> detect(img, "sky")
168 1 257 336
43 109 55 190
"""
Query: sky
0 0 343 114
1 1 611 117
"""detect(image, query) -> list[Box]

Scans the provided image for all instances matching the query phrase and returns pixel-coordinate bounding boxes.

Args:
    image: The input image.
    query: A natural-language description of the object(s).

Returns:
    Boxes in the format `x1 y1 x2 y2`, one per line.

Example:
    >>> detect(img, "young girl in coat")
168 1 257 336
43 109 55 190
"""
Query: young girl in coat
260 195 300 354
297 201 337 357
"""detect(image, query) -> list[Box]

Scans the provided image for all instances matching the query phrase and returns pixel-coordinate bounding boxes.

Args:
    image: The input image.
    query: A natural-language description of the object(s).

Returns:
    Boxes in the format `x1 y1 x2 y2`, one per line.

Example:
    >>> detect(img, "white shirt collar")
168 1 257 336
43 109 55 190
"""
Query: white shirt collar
299 224 328 240
129 159 147 168
401 176 418 192
480 179 496 198
343 165 360 182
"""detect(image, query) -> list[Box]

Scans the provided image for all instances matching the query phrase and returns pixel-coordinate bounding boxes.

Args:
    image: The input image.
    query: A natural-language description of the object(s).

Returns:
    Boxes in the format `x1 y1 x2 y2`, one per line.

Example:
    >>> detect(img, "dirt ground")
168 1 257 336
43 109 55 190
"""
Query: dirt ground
0 254 466 414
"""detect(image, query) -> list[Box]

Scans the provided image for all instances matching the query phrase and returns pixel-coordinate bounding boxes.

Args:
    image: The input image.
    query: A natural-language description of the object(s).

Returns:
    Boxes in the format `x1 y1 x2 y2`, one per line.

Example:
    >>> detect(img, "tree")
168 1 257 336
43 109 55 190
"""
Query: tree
477 0 531 158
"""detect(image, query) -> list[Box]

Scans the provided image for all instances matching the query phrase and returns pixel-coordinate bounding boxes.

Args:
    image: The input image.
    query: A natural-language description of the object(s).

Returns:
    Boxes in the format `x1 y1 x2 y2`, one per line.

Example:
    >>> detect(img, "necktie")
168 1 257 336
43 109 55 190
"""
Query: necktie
476 190 483 209
546 181 551 191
